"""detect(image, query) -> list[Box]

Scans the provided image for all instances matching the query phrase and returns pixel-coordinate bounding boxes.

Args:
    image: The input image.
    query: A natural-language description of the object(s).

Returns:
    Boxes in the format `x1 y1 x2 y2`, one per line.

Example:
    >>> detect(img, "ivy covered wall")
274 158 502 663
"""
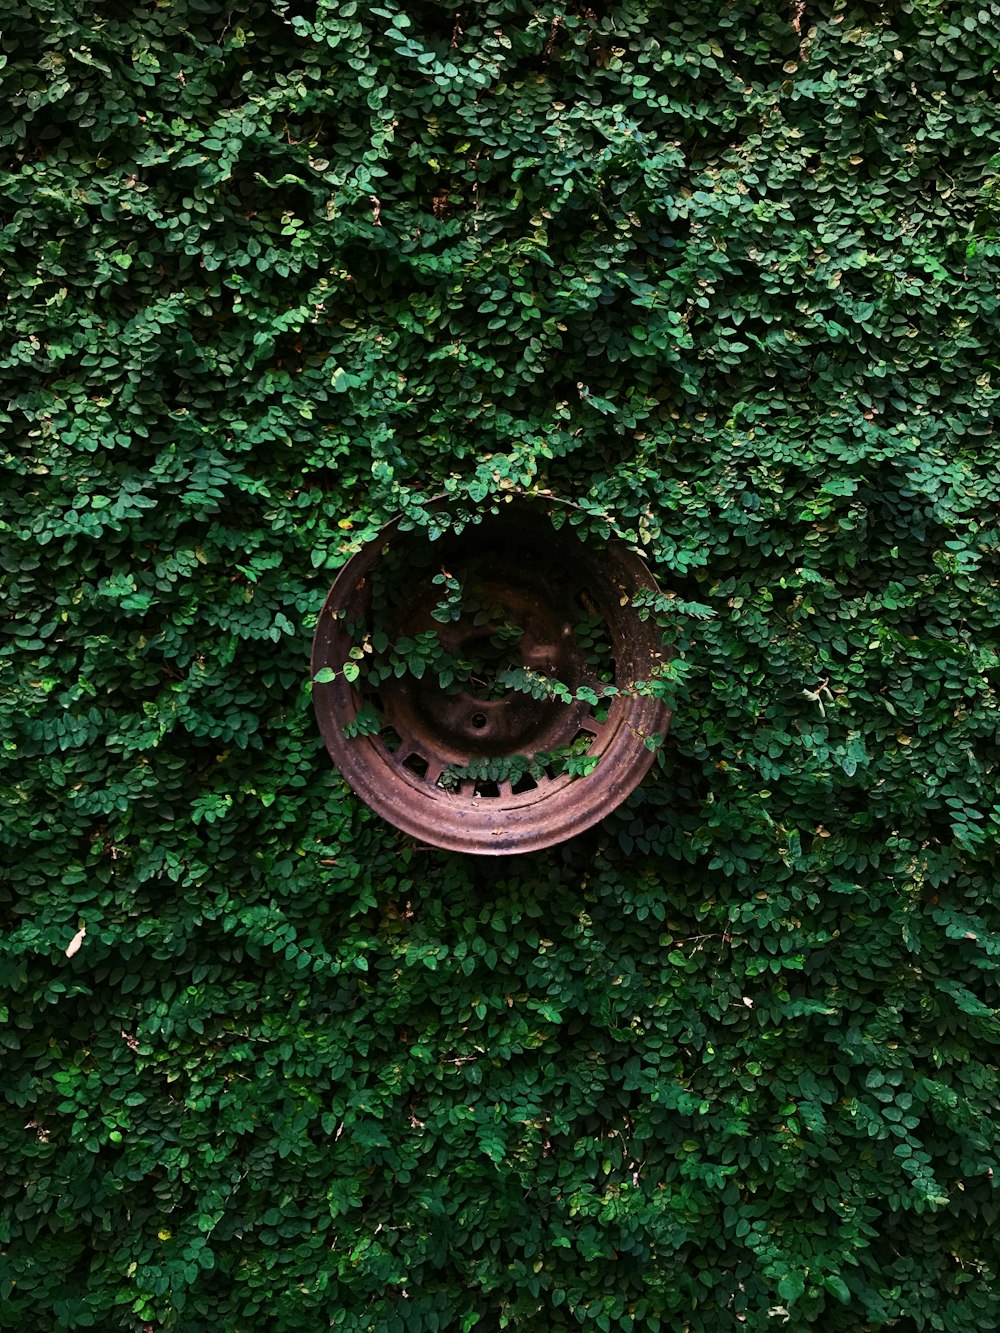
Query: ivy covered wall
2 0 999 1329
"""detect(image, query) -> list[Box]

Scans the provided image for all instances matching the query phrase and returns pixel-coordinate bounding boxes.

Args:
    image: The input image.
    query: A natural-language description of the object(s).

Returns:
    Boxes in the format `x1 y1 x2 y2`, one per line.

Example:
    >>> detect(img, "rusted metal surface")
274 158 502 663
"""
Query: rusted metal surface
311 496 671 855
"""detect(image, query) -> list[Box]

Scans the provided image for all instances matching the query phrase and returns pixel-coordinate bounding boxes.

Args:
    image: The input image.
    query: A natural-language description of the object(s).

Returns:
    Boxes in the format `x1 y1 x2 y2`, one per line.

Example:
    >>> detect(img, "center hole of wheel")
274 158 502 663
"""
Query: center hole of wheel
471 712 488 730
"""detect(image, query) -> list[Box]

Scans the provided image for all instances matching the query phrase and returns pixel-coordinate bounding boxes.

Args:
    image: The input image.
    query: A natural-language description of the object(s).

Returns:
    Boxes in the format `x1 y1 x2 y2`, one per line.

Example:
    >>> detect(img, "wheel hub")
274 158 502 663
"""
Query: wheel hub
311 496 671 854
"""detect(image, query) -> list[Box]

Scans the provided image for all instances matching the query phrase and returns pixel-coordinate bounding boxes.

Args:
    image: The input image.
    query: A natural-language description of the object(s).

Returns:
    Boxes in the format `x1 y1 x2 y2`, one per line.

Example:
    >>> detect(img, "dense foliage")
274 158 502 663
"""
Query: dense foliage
2 0 999 1328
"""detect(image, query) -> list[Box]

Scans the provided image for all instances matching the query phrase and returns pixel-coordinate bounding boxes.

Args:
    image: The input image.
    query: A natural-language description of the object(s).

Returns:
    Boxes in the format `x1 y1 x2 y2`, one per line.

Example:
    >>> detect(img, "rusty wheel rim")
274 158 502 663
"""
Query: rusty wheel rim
311 496 670 855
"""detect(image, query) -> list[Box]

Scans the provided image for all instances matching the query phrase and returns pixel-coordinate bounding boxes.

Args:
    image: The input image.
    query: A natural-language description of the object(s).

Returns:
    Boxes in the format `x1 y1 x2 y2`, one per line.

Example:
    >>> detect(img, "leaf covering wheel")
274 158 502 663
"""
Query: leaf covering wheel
312 497 671 854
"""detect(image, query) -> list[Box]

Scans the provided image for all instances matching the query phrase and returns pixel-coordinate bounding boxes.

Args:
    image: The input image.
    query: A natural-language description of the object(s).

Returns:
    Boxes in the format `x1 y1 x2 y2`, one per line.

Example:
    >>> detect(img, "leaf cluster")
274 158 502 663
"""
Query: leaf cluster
2 1 1000 1330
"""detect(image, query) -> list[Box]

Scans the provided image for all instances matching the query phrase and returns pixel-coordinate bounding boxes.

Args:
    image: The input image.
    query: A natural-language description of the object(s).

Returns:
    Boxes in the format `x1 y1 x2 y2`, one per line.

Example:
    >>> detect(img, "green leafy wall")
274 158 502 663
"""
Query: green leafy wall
2 0 999 1328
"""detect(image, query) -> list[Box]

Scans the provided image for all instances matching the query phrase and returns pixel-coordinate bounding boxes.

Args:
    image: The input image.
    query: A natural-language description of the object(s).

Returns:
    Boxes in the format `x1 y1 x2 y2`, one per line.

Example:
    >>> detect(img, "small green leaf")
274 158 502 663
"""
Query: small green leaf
777 1273 805 1302
823 1275 851 1304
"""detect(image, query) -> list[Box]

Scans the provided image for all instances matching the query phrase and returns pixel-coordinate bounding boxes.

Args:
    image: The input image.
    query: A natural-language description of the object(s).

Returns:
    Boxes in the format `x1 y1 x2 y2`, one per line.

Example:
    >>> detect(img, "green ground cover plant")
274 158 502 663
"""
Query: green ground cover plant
1 0 999 1328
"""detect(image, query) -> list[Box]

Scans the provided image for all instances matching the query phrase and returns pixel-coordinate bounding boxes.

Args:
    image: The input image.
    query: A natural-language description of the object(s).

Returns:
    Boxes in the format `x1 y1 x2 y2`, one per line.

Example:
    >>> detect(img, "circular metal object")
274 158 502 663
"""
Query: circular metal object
311 496 670 855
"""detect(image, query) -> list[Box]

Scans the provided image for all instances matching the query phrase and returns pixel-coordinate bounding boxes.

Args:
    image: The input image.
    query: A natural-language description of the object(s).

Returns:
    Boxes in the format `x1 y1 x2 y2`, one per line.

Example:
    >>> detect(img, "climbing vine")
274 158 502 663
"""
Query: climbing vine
2 1 999 1330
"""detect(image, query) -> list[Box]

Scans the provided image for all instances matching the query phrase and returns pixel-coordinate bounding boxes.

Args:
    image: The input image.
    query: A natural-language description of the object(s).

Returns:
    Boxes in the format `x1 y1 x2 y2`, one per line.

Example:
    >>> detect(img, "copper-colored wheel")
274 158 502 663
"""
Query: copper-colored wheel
311 496 670 855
